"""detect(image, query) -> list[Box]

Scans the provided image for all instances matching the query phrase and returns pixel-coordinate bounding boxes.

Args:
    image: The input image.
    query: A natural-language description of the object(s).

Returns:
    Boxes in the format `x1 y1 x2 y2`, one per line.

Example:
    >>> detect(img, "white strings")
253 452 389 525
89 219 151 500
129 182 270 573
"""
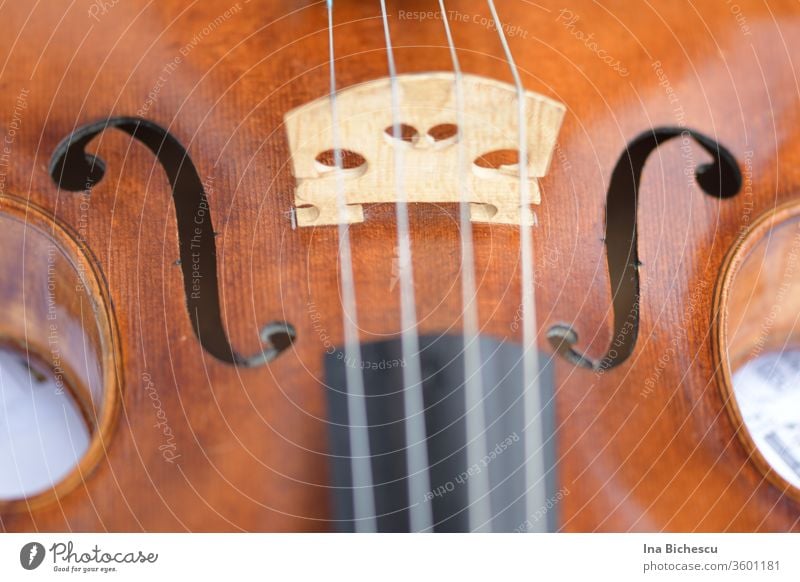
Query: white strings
326 0 377 533
438 0 493 533
379 0 434 533
327 0 544 533
487 0 548 533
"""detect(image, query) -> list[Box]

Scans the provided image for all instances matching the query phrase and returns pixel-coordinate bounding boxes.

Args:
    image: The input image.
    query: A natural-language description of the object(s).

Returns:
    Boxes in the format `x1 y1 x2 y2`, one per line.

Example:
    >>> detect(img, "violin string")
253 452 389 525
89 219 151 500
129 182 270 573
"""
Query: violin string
326 0 377 533
487 0 548 532
379 0 434 533
438 0 493 533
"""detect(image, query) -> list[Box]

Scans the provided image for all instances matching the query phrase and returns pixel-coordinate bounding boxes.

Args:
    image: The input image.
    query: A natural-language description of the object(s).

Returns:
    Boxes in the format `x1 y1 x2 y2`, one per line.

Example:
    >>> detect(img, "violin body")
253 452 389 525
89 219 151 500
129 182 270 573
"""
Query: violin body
1 0 799 532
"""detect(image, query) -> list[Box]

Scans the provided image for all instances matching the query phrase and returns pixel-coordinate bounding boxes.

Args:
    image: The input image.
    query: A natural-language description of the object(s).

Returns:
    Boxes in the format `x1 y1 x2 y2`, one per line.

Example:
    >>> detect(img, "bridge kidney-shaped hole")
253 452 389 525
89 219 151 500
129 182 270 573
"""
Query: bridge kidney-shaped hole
472 149 521 178
0 195 120 510
314 149 367 178
382 123 419 147
426 123 459 148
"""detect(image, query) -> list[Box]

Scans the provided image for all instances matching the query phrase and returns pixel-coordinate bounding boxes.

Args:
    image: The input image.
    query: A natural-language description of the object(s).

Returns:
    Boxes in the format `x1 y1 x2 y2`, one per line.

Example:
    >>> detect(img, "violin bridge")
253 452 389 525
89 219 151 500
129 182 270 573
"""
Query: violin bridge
284 72 565 227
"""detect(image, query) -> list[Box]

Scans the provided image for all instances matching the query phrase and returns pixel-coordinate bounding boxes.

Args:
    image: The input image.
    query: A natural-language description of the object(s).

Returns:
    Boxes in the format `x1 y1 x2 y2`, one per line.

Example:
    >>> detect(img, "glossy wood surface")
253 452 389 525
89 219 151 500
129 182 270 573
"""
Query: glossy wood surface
0 0 798 531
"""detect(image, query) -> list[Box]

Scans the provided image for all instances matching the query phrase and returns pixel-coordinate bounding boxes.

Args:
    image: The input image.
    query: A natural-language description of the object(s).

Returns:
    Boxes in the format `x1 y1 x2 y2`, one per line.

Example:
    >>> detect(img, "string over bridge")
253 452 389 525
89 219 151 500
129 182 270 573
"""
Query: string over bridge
285 72 565 227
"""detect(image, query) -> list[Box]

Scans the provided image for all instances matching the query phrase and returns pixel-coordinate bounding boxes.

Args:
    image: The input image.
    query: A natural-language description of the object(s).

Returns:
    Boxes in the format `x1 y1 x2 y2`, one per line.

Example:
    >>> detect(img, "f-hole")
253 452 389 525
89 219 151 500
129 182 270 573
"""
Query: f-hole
49 117 295 367
547 127 742 371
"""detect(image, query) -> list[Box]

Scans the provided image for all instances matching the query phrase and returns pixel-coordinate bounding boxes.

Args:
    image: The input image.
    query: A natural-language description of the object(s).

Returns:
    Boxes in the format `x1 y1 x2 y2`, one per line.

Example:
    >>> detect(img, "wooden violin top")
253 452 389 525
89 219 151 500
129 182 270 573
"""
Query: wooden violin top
0 0 798 532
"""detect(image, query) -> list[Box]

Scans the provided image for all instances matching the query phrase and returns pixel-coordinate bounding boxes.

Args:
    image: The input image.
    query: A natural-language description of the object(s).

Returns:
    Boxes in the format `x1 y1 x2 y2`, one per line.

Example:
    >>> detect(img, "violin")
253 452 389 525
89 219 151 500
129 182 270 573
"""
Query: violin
1 0 799 533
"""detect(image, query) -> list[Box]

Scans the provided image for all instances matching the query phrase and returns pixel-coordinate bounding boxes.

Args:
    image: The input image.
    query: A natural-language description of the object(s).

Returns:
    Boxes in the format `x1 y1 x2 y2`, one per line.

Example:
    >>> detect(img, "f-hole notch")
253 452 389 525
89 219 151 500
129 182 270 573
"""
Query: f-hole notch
49 117 295 367
547 127 742 371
